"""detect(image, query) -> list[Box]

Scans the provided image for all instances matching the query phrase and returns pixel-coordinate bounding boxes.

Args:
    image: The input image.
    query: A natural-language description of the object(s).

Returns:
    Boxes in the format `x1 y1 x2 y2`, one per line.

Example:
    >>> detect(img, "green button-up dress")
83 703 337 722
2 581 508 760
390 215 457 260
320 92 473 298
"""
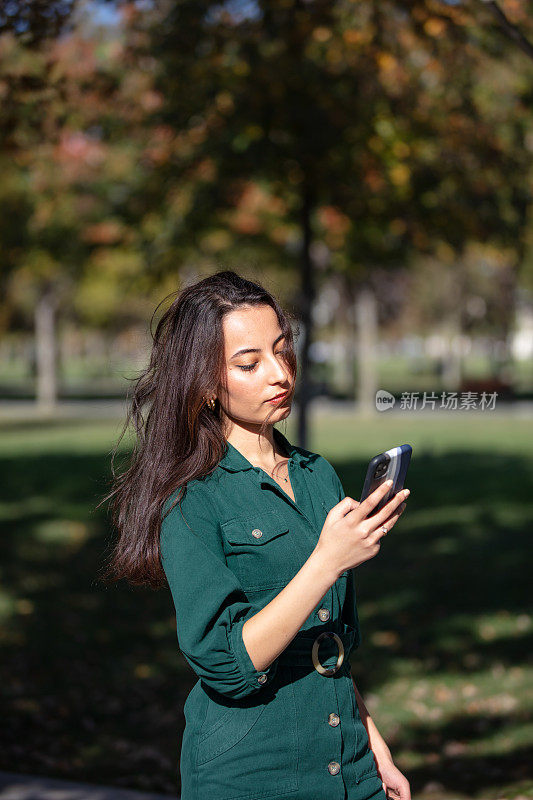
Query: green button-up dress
160 427 385 800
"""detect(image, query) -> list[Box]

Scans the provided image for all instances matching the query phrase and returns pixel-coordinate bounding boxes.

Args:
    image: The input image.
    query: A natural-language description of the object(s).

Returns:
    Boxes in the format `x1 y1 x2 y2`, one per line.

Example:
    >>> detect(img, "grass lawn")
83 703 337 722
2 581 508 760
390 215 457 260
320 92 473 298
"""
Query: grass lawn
0 412 531 799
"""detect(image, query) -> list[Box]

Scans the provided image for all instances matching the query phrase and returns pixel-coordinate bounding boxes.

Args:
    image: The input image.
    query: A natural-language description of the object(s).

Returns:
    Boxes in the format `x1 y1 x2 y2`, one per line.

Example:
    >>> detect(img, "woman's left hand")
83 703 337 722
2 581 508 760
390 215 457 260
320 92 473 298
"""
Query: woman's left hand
375 753 411 800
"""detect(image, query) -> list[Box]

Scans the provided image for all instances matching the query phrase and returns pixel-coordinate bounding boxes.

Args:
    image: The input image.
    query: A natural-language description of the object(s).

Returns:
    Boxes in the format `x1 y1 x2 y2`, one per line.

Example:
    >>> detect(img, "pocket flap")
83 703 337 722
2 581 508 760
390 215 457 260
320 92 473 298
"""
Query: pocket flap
221 514 289 546
196 702 266 765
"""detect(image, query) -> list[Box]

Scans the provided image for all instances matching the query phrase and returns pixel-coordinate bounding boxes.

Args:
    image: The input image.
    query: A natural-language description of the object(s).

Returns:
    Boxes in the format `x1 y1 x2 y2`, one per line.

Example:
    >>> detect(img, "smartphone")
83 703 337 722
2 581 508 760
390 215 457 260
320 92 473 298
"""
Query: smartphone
359 445 412 516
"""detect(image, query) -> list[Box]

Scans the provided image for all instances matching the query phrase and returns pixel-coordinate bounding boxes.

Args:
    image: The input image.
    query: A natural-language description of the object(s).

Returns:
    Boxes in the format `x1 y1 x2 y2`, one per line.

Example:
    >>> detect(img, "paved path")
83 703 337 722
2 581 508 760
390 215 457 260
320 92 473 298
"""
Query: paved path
0 772 176 800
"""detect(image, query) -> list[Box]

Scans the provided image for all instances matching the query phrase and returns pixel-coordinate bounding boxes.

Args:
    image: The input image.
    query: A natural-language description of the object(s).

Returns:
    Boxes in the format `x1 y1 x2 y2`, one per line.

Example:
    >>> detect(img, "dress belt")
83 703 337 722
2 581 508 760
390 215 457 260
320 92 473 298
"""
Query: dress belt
277 621 357 675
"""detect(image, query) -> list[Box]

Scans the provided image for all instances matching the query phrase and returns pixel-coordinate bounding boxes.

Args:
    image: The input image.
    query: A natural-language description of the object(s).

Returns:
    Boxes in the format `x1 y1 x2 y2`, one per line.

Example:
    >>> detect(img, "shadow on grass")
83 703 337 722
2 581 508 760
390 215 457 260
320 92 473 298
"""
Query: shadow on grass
0 449 531 796
391 711 532 796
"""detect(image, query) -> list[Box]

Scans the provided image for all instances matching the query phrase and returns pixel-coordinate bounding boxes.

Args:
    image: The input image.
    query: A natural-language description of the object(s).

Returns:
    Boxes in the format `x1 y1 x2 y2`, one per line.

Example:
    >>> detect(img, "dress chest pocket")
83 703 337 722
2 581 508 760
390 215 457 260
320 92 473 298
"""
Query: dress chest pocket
221 512 299 591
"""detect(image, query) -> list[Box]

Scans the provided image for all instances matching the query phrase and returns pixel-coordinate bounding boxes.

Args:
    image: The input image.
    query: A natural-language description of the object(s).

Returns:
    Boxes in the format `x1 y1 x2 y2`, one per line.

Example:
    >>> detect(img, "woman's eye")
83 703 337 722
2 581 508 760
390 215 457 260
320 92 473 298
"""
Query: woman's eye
237 351 284 372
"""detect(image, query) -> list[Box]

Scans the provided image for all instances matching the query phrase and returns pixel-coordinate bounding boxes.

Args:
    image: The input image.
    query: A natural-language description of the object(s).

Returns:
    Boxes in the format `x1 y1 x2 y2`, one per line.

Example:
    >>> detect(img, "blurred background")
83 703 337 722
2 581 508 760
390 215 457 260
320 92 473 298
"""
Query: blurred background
0 1 531 799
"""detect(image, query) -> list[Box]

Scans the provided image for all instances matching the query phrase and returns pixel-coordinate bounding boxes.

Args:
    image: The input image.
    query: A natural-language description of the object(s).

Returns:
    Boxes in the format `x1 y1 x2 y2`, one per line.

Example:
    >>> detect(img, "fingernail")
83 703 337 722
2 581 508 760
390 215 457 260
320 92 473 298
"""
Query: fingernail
403 489 410 496
385 479 393 487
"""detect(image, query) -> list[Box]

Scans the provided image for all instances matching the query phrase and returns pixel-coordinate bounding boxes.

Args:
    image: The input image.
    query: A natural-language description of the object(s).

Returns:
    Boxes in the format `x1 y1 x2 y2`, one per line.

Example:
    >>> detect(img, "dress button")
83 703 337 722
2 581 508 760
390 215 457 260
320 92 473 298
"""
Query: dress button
318 607 330 622
328 712 340 727
257 673 267 684
328 761 340 775
251 528 263 538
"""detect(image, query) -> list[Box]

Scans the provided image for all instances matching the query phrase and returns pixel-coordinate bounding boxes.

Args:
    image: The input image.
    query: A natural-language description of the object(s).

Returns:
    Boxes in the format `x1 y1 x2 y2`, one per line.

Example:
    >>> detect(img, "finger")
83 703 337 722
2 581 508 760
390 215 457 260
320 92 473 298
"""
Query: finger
358 480 394 519
368 489 410 528
383 503 406 529
398 781 411 800
326 495 360 523
385 502 406 523
370 503 405 540
376 501 407 527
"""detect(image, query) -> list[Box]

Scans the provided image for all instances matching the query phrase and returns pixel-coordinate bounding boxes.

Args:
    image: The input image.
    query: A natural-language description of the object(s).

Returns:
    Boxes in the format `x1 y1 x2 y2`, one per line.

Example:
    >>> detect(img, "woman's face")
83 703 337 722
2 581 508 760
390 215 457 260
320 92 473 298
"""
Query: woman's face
218 304 292 427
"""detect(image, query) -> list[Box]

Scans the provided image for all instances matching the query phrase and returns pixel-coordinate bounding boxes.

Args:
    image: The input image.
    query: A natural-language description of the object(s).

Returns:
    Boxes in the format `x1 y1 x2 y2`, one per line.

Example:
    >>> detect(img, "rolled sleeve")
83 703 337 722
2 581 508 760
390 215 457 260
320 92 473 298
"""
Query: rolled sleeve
160 484 279 699
227 608 278 692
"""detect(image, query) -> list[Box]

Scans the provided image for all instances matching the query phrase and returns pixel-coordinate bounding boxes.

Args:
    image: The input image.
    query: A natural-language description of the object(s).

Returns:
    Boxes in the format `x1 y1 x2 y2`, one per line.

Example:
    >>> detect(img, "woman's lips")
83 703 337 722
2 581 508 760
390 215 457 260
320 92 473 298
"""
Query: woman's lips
266 391 289 403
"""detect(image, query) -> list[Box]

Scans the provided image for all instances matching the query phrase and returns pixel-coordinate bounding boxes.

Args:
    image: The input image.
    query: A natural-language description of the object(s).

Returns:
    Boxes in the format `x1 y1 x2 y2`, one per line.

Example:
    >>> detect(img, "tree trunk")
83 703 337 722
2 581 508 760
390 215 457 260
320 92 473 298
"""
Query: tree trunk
35 284 58 413
296 183 315 450
441 274 463 390
332 276 357 398
355 286 378 417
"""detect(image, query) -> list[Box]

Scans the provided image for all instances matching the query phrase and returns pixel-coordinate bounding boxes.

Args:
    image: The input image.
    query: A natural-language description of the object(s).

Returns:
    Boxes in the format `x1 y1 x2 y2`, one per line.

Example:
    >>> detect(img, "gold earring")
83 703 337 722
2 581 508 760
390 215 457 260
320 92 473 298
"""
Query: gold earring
204 396 216 410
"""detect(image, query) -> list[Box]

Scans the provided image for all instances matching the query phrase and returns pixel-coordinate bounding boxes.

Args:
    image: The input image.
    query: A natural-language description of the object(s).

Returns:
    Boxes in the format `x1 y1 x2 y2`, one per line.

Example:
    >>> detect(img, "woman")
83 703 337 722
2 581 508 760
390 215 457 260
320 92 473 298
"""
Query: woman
103 270 411 800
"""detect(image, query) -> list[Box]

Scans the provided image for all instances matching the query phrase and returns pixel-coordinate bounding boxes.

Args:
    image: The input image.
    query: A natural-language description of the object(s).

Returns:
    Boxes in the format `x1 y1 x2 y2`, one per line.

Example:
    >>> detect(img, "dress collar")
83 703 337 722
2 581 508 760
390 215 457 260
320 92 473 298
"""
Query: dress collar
218 427 314 473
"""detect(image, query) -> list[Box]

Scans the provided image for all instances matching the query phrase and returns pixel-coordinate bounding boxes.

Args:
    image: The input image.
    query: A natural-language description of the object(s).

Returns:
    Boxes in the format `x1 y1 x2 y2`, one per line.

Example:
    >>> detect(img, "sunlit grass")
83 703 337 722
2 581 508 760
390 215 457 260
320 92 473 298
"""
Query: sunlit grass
0 411 531 798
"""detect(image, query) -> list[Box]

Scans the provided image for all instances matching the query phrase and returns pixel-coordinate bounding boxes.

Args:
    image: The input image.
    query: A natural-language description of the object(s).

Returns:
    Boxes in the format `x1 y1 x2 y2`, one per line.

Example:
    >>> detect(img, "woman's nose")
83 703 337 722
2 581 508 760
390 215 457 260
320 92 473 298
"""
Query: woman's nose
267 354 288 383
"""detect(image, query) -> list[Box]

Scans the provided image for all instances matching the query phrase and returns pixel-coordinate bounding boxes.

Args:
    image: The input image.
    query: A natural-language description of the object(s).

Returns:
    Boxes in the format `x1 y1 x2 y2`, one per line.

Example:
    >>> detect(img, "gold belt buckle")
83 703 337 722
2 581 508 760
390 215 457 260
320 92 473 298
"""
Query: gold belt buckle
311 631 344 676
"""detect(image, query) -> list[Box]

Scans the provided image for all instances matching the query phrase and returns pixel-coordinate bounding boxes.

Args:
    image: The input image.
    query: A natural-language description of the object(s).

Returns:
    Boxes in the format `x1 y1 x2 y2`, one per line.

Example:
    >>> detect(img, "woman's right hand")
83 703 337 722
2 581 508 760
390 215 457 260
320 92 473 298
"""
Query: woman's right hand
315 481 410 578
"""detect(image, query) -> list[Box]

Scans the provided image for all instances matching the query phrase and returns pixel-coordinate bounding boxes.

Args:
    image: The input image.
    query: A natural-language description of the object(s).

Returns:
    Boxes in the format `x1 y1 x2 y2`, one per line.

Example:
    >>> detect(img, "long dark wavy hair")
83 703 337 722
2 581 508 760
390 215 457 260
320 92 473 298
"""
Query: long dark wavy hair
98 270 299 590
